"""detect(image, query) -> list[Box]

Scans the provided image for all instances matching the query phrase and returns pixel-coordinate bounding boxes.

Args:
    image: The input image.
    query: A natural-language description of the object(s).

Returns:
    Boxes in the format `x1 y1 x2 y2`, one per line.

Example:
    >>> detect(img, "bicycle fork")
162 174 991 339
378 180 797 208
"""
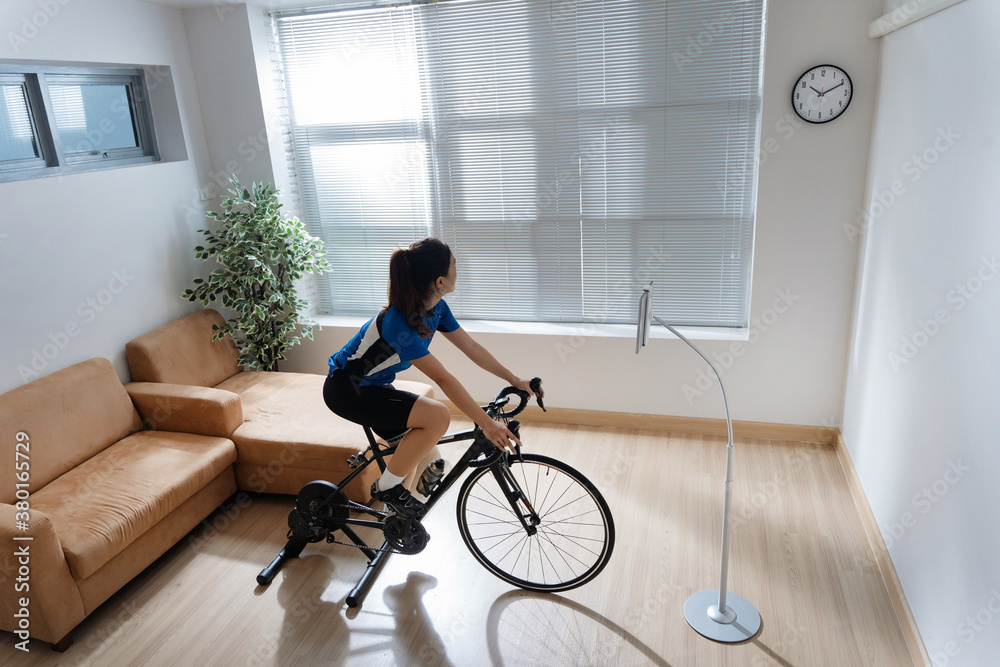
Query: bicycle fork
491 461 541 536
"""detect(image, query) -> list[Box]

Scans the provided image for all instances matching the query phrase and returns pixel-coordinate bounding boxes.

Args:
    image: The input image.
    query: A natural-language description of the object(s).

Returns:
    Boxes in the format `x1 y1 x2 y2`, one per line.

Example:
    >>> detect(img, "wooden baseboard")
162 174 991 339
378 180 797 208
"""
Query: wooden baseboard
441 401 838 445
834 431 930 667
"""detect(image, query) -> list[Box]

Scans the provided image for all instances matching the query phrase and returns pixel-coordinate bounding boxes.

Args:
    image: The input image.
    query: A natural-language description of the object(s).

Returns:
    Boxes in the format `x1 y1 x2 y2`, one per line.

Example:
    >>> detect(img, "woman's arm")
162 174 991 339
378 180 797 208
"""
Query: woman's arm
441 328 539 397
411 352 520 451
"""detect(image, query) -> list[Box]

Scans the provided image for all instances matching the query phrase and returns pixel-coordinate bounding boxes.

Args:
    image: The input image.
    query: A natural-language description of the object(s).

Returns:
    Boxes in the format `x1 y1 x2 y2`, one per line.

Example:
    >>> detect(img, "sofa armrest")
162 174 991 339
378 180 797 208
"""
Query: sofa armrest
0 504 86 644
125 382 243 438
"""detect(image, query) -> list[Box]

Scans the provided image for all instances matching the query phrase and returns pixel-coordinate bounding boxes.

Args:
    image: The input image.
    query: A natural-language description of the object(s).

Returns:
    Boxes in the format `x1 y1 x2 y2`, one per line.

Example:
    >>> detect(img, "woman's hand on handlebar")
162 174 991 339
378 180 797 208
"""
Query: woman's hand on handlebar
512 377 543 400
482 418 521 452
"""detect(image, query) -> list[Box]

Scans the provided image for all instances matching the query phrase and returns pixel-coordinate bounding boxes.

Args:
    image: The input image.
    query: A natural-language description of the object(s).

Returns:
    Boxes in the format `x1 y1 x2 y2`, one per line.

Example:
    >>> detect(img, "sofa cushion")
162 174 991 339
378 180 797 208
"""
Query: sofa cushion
30 430 236 580
215 371 433 471
125 382 243 438
126 309 241 387
0 358 141 504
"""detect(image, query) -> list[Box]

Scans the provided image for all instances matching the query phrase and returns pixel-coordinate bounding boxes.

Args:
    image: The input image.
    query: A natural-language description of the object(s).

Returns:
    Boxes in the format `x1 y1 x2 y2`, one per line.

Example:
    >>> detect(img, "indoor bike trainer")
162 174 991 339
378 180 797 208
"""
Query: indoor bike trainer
256 379 616 608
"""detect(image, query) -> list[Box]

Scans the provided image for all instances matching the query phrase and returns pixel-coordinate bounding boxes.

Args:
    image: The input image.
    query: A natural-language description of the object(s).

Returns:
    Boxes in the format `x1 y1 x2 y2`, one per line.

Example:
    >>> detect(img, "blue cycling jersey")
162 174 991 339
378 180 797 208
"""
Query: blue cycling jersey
328 300 460 386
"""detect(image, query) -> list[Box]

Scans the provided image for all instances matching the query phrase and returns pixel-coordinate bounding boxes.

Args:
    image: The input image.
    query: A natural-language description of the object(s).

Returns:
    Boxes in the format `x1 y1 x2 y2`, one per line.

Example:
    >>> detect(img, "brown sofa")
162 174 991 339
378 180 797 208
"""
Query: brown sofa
124 309 435 502
0 358 237 650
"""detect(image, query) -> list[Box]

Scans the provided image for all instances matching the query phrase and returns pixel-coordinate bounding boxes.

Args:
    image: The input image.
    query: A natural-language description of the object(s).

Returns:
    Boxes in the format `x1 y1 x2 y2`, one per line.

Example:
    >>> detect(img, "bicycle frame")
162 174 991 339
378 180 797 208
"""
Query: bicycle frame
342 408 539 605
341 425 483 512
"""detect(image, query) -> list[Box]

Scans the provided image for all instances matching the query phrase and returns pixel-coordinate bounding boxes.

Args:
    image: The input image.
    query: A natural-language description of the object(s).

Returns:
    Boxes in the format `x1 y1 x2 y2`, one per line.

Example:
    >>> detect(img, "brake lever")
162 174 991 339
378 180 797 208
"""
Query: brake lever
501 444 524 467
530 377 546 412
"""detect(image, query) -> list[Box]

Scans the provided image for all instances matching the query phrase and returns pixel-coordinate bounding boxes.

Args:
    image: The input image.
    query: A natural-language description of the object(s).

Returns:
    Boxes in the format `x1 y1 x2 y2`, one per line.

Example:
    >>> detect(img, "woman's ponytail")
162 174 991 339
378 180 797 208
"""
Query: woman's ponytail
387 238 452 338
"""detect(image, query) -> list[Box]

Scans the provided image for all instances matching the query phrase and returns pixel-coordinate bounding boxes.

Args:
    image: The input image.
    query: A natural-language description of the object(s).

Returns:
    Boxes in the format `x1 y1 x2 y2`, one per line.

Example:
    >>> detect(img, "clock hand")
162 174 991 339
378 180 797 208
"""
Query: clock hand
825 82 845 94
810 86 822 95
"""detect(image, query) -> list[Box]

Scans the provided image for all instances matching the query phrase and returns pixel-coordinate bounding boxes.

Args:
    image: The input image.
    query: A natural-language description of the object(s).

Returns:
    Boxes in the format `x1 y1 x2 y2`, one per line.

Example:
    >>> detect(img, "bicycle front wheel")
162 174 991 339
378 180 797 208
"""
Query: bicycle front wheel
456 454 615 592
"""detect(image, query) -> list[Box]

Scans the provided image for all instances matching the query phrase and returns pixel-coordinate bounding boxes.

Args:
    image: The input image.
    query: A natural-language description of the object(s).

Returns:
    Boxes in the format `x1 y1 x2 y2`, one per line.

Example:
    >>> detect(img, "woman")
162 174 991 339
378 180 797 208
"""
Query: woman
324 237 540 518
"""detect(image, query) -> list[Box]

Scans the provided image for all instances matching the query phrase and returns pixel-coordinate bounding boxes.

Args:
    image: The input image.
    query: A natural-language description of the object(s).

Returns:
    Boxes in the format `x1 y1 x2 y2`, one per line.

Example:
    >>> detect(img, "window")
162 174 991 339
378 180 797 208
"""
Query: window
274 8 430 316
0 74 45 170
0 65 157 182
274 0 766 328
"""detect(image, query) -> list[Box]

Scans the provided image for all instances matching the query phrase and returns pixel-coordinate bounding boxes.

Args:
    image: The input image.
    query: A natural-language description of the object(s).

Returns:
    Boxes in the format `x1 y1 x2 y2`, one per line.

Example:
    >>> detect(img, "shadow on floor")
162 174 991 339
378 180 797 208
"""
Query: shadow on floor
486 590 673 666
262 561 448 666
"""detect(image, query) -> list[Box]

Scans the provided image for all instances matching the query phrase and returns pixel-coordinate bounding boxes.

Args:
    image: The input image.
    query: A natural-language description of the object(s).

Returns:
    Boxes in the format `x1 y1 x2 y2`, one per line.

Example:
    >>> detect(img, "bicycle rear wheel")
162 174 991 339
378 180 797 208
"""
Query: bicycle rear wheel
456 454 615 592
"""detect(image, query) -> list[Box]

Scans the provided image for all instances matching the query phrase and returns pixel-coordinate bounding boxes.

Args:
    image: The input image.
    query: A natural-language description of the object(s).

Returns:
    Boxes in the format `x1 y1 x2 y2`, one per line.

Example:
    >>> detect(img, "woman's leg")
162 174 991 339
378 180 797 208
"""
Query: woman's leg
385 396 450 477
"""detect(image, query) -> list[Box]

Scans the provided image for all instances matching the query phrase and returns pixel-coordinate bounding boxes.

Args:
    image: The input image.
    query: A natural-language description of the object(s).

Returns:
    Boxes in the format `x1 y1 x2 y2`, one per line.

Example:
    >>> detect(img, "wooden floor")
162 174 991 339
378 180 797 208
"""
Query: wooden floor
5 421 915 666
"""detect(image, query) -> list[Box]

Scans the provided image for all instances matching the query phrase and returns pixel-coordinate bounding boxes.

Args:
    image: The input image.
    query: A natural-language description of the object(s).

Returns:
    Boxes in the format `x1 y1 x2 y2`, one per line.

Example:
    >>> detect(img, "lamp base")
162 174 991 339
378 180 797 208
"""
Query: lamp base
684 589 761 643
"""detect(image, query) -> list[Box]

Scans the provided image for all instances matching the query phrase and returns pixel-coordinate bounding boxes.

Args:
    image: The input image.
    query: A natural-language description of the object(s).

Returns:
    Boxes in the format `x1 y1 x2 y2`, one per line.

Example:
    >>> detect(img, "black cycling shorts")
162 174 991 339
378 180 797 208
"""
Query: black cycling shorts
323 370 419 442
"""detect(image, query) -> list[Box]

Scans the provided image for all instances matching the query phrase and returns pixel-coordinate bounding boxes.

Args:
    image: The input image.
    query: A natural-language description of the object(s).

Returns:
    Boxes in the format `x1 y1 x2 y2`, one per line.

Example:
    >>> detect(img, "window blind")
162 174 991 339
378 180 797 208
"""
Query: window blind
274 0 766 327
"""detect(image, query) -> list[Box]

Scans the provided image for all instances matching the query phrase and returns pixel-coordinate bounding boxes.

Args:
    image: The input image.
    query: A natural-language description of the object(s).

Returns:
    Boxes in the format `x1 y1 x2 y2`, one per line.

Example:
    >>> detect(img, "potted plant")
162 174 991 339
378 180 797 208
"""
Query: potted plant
183 176 330 371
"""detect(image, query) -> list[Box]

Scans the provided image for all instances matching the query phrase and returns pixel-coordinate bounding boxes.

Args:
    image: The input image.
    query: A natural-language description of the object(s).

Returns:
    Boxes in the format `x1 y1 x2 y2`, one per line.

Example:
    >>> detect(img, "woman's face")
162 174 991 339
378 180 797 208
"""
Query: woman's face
436 254 457 296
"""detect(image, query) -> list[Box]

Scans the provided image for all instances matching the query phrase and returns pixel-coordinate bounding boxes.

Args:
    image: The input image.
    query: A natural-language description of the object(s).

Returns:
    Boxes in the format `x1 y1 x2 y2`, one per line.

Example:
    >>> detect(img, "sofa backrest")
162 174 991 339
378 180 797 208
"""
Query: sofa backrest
126 309 241 387
0 358 142 504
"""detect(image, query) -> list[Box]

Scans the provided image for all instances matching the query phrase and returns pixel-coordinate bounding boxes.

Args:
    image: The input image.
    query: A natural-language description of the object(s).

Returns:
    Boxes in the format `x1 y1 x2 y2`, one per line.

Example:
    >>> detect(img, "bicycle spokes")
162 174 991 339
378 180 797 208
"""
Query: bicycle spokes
457 455 615 592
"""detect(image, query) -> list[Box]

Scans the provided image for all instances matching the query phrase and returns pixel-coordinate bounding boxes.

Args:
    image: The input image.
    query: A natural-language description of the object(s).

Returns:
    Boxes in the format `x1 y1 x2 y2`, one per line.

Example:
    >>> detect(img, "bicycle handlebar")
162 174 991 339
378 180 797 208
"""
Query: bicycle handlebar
490 386 528 417
486 377 545 419
467 377 544 468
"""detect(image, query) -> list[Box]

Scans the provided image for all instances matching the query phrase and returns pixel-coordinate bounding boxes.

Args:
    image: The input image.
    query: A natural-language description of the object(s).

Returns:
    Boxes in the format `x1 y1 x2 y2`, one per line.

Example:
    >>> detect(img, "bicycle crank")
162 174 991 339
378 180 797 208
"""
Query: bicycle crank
383 515 430 555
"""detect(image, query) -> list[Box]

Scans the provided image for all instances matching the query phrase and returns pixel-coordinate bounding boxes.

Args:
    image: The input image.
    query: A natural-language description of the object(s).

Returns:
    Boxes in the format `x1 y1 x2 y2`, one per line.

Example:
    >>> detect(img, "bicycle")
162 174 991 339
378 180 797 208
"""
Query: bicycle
256 378 616 607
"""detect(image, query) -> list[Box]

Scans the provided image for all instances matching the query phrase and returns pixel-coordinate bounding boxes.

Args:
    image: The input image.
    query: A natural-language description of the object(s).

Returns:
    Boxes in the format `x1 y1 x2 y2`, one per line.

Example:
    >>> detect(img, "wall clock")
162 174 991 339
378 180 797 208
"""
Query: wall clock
792 65 853 124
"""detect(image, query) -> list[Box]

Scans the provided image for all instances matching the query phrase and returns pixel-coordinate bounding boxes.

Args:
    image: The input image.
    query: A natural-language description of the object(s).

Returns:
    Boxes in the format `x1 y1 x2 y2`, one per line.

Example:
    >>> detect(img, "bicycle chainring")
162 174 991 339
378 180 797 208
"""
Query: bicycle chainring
382 515 430 555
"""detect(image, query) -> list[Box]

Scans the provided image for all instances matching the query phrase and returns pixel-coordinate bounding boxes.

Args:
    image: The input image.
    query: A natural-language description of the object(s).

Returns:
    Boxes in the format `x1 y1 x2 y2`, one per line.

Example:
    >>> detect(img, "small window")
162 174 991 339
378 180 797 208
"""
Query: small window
0 65 158 182
0 74 45 172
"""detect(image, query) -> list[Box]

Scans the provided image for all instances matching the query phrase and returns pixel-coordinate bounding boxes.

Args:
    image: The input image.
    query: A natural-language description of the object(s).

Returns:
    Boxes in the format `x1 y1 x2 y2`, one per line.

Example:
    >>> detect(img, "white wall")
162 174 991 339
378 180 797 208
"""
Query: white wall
843 0 1000 664
182 3 277 195
276 0 884 429
178 2 313 328
0 0 211 392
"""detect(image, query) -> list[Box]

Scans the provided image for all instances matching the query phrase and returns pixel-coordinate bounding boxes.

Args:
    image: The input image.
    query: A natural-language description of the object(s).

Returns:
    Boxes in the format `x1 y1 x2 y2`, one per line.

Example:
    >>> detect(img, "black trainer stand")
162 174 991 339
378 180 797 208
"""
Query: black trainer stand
256 535 310 585
256 421 494 608
256 425 399 607
345 541 394 607
256 522 379 589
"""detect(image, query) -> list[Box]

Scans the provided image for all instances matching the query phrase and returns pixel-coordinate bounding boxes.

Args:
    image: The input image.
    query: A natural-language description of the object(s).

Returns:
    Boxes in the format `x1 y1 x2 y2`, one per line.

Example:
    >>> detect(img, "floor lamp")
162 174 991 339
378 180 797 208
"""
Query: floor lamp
636 284 761 643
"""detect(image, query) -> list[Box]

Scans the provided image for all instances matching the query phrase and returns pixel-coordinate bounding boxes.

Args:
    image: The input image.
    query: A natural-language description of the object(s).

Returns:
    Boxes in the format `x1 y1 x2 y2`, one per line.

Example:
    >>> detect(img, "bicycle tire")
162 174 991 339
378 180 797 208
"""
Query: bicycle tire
456 454 615 592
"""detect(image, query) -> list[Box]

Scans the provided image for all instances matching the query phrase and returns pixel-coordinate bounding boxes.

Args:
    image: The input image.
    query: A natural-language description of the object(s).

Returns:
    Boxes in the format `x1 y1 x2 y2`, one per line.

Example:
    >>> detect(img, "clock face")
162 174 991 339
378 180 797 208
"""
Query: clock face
792 65 853 124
